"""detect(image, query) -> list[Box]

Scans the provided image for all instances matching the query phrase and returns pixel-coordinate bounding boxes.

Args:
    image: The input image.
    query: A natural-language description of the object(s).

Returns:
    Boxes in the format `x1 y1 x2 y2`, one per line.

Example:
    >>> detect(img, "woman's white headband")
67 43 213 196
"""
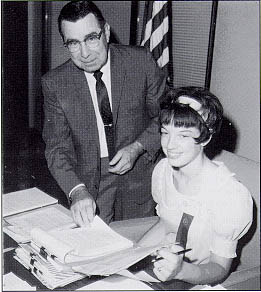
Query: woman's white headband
178 95 208 122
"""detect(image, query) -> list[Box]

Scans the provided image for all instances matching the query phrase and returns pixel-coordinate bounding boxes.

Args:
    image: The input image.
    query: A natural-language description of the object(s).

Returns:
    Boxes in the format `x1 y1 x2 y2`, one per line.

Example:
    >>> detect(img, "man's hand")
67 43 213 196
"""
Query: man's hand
108 141 145 175
70 186 96 227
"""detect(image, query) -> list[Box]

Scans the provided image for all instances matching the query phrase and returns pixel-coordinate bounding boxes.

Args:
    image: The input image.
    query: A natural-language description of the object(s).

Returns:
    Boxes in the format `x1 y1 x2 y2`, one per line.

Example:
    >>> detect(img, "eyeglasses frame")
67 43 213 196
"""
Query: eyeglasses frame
63 26 105 52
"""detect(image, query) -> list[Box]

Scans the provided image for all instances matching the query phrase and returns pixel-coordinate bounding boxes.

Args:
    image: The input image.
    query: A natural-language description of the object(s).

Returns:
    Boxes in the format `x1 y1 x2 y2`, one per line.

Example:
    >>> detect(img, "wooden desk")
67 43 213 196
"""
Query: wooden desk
5 216 255 291
3 216 193 291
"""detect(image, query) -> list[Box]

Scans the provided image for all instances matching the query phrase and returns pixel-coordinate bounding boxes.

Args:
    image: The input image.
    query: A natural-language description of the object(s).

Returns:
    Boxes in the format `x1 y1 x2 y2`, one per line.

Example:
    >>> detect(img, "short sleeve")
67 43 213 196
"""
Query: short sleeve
210 181 253 258
151 158 168 216
152 159 166 203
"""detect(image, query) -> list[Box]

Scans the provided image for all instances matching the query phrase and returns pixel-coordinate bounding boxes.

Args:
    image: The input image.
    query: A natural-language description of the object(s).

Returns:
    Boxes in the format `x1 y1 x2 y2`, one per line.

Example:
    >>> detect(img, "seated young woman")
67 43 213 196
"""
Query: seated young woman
138 86 253 285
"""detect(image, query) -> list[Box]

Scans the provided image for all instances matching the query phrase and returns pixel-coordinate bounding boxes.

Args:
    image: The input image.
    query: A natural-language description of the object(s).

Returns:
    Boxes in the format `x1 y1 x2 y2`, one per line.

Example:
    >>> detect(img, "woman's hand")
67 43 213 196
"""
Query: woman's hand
153 244 184 282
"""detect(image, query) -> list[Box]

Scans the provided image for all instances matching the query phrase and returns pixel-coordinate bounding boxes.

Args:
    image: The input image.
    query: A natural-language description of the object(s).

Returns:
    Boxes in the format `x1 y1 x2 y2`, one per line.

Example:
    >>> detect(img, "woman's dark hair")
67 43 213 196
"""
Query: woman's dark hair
160 87 223 144
58 0 106 39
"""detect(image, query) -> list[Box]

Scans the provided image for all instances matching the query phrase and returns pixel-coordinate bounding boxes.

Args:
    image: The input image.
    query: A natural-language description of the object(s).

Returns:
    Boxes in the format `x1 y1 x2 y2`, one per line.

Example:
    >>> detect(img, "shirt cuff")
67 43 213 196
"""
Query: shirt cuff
68 184 85 198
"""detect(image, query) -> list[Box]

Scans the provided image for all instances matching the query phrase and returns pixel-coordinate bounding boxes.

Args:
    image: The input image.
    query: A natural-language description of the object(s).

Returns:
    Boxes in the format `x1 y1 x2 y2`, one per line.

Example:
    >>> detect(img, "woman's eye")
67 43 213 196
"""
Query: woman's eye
180 135 189 139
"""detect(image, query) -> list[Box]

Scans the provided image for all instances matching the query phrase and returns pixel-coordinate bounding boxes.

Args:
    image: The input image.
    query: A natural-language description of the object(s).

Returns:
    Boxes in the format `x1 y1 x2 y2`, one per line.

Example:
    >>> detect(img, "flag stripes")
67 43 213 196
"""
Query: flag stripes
151 3 168 34
141 1 169 69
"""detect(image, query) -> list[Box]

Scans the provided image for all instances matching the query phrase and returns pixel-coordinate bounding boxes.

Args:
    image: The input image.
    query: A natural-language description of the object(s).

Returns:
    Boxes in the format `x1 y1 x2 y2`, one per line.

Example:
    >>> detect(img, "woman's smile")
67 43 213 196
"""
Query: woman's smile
167 152 183 159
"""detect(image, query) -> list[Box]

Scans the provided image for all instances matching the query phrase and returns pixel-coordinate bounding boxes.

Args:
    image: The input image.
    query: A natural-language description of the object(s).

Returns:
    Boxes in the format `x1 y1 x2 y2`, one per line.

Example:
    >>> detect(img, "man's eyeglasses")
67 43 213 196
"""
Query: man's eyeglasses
64 27 104 53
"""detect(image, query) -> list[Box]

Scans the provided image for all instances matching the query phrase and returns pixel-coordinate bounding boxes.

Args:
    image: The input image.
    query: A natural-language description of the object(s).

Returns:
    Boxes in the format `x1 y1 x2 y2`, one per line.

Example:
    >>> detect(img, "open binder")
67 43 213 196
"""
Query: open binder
30 216 134 264
3 187 76 243
26 214 162 277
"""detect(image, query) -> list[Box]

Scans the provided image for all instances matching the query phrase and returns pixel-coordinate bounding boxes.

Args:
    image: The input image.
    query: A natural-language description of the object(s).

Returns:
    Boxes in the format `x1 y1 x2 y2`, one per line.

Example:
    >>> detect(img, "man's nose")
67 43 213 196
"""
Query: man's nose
80 42 91 58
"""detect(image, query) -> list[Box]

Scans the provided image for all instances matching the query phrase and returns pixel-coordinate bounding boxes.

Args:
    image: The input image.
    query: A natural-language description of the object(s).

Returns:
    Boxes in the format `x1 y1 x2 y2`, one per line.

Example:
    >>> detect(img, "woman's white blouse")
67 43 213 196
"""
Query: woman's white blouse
152 158 253 264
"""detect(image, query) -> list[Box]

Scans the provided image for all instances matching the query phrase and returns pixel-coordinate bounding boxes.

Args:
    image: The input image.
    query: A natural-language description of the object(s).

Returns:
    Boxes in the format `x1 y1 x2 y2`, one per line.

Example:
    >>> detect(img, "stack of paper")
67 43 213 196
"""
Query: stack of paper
4 205 76 243
14 243 85 290
29 216 134 264
13 215 162 289
13 215 132 289
3 188 76 243
3 188 163 290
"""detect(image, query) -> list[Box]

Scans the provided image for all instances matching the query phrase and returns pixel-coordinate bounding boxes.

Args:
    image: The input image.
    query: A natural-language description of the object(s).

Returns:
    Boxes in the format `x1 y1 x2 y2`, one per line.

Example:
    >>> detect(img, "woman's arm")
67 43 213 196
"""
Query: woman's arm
176 253 232 284
153 247 232 285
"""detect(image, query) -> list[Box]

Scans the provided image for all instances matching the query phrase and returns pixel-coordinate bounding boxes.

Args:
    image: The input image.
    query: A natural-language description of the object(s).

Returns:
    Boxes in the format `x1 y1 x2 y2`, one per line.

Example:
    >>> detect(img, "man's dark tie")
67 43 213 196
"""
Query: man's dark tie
93 70 115 160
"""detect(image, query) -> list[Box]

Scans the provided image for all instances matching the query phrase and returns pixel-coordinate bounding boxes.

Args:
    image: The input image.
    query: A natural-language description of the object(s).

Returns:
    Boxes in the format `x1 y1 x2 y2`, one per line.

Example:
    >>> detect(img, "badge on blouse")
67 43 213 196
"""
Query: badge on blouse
176 212 194 248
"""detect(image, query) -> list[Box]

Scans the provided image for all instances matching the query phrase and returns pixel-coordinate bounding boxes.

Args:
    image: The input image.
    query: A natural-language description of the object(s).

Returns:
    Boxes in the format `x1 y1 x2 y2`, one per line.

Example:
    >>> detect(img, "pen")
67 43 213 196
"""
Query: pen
174 248 192 255
151 248 192 262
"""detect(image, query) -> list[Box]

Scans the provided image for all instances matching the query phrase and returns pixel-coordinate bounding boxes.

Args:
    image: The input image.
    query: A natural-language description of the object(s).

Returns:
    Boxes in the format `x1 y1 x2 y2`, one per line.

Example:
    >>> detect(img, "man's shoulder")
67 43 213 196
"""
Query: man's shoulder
110 43 149 58
42 59 74 81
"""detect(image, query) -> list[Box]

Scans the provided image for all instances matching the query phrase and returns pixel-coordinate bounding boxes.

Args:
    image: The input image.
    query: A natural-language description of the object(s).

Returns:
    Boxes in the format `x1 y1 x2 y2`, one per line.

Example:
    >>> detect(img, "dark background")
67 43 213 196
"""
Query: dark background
2 2 65 204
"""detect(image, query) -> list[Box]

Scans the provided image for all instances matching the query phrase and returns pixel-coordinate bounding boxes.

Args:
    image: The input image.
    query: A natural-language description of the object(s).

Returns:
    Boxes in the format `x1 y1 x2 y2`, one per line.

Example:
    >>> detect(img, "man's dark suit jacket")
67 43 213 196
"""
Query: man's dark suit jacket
42 44 166 220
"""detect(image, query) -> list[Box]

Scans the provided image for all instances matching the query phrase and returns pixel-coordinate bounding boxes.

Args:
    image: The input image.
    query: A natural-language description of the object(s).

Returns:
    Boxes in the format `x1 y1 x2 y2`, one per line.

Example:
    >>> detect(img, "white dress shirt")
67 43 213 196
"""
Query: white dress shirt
69 52 112 197
84 52 112 158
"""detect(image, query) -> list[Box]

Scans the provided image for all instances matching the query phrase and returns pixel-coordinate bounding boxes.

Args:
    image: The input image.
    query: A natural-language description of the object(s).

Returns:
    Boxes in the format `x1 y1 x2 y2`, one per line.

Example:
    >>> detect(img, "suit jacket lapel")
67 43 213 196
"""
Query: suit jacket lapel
110 45 126 126
69 61 99 144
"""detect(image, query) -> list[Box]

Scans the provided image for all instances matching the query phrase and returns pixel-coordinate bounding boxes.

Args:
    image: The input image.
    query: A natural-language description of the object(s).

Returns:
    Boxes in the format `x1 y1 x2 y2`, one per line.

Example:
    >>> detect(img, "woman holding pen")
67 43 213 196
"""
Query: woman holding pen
139 87 253 285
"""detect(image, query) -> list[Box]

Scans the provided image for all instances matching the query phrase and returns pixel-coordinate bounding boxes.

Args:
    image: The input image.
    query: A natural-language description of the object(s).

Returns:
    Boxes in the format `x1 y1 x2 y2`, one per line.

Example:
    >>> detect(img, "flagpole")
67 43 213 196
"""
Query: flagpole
205 1 218 89
167 0 173 88
140 1 150 45
129 1 139 45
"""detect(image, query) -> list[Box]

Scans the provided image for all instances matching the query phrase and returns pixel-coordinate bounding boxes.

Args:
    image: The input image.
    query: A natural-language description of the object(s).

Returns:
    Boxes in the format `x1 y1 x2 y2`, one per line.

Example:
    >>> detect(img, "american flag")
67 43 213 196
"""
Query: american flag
140 1 170 71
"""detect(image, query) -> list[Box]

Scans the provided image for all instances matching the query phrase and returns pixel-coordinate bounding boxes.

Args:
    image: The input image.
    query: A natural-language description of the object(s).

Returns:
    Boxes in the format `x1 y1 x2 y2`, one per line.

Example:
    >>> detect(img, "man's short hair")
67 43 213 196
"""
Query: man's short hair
58 0 106 39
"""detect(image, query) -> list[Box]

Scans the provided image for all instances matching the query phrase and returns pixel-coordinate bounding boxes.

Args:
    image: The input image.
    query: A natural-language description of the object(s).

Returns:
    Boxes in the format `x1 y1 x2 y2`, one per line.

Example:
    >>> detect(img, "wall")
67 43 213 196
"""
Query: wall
49 1 131 69
210 1 260 162
171 1 212 88
28 2 43 129
137 1 212 88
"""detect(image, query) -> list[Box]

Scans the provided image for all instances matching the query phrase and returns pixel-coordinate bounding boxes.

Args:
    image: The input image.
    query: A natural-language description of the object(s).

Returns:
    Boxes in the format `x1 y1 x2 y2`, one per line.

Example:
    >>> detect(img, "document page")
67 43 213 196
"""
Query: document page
72 243 163 276
31 216 134 263
4 205 76 242
3 187 58 217
3 272 36 291
77 274 153 290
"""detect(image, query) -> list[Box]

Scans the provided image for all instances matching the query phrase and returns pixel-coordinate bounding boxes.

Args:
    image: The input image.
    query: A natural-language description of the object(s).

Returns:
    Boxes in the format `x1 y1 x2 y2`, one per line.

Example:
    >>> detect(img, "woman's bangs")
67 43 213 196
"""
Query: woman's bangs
160 109 174 125
173 111 199 128
161 107 200 129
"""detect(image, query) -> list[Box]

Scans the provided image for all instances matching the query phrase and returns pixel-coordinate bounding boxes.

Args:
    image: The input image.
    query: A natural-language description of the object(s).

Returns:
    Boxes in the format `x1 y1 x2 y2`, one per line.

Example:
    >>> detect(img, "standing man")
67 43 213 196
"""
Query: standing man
42 0 166 225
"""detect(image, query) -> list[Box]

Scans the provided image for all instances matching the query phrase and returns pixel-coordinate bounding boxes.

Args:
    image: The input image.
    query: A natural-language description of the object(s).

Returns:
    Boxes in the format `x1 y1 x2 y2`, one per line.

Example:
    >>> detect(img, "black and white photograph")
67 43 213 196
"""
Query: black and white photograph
2 1 260 291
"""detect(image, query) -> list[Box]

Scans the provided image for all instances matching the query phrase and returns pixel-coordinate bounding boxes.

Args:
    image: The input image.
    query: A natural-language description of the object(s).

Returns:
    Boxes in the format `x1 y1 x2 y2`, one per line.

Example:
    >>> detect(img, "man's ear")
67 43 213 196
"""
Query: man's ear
201 135 212 147
104 23 110 43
